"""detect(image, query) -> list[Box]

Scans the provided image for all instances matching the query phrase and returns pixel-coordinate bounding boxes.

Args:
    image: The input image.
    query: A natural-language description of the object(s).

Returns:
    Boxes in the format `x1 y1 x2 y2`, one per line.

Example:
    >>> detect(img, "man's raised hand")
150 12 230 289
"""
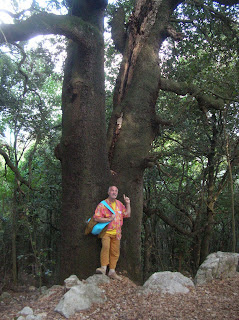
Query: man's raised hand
123 194 130 204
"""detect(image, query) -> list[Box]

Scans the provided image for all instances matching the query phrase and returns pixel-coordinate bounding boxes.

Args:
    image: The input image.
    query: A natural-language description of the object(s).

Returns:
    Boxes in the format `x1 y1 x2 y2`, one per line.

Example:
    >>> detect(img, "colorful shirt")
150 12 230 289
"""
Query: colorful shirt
93 199 129 240
106 201 117 235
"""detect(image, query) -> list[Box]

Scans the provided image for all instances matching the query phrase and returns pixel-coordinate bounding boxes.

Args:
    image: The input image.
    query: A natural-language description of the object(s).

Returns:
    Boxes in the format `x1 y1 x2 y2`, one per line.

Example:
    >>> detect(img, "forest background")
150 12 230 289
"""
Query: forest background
0 0 238 289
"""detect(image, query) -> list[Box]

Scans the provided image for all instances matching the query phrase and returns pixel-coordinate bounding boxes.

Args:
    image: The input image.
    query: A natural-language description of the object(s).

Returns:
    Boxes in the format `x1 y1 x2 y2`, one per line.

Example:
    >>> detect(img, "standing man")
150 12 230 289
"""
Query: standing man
93 186 131 280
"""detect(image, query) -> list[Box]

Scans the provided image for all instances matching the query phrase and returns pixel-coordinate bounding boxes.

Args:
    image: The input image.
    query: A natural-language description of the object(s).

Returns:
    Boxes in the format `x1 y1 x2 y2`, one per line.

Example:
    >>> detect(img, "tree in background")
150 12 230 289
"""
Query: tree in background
0 0 238 283
0 39 63 287
142 0 239 276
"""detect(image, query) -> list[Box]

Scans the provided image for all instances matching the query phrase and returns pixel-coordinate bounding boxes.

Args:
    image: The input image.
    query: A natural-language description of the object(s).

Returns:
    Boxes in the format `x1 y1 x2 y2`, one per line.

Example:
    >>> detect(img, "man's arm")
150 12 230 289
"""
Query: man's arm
93 203 115 223
94 216 115 223
123 194 131 217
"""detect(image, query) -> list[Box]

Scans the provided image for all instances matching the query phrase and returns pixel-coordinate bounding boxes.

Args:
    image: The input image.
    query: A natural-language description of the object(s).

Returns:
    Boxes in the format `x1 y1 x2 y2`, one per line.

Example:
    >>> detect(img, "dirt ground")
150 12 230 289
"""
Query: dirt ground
0 273 239 320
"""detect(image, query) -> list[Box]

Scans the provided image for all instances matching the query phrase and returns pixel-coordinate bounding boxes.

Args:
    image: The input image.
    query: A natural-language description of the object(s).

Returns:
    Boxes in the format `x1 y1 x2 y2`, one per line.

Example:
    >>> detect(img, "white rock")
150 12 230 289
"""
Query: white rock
195 251 239 285
64 275 81 290
55 283 106 318
143 271 195 294
85 274 110 286
18 306 34 316
17 317 25 320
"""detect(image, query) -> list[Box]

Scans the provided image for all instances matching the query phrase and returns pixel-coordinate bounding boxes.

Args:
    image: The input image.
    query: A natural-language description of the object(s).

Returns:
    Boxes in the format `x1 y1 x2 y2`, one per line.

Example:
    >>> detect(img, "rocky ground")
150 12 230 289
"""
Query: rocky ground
0 273 239 320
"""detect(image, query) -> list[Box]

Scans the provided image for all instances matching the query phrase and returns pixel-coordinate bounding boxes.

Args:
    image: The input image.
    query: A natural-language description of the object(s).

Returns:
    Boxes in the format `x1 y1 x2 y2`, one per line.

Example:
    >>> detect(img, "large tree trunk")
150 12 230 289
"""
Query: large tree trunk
58 0 110 282
107 0 179 283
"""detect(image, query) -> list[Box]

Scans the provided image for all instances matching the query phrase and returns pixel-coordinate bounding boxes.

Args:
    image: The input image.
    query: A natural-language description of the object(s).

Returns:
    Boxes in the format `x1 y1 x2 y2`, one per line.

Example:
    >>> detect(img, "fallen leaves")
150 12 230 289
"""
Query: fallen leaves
0 274 239 320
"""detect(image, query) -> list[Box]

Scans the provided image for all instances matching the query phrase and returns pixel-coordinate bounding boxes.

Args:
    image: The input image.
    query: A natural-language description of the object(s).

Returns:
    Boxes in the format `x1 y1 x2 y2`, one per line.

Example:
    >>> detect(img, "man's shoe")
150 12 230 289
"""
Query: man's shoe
96 267 106 275
108 272 122 280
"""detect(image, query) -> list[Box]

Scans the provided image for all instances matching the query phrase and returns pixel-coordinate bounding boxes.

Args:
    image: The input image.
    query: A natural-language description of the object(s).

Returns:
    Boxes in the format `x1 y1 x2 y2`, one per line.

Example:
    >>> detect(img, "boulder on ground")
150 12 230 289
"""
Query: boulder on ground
195 251 239 285
64 275 81 290
55 282 106 318
142 271 195 294
18 306 34 316
85 274 110 286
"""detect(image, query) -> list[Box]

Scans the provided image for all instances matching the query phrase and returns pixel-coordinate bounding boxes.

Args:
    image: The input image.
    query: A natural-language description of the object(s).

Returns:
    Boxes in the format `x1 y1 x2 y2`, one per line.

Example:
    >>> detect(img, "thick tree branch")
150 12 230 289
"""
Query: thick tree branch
0 12 102 48
0 147 31 188
144 206 208 237
160 77 225 110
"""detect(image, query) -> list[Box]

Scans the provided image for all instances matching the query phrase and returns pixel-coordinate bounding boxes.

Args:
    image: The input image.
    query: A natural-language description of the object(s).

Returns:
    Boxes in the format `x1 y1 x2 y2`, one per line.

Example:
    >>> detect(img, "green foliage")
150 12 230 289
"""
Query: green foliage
143 0 239 276
0 30 63 285
0 130 62 284
43 0 68 12
106 0 135 22
161 0 239 97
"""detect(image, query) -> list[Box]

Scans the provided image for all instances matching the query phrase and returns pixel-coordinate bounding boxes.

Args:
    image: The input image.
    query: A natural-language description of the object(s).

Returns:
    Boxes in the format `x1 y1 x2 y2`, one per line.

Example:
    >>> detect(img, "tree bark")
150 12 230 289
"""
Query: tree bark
225 137 236 252
0 13 102 45
107 0 179 283
200 115 217 264
142 215 154 281
57 0 111 281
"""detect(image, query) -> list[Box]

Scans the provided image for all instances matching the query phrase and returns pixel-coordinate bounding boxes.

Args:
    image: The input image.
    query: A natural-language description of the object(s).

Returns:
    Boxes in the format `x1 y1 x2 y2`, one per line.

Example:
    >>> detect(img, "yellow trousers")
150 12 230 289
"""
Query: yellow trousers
100 233 120 269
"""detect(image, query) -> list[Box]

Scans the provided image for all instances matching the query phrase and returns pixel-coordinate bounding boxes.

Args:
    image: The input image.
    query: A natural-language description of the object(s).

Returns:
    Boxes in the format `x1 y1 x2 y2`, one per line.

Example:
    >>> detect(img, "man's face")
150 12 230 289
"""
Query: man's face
108 186 118 200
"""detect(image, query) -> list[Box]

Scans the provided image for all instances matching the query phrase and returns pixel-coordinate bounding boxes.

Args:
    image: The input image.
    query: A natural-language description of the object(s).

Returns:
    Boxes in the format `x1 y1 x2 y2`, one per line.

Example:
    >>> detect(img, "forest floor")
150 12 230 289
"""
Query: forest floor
0 273 239 320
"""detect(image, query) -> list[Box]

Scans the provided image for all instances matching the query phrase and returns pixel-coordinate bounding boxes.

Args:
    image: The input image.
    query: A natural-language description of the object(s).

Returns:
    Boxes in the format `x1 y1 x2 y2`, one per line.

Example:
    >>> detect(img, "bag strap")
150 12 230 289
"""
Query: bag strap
101 200 116 215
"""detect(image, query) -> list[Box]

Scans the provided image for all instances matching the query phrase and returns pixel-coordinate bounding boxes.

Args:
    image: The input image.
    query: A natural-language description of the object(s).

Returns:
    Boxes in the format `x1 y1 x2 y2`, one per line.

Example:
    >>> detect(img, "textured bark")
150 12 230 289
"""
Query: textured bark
200 115 218 264
142 215 154 281
0 13 103 45
107 0 179 283
58 0 110 281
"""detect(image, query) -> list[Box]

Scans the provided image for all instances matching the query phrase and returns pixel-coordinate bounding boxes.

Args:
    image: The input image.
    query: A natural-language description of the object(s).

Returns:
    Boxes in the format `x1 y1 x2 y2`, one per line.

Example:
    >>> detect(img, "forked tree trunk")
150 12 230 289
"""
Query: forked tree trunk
107 0 179 283
58 0 179 283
